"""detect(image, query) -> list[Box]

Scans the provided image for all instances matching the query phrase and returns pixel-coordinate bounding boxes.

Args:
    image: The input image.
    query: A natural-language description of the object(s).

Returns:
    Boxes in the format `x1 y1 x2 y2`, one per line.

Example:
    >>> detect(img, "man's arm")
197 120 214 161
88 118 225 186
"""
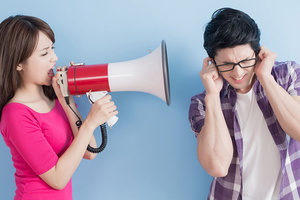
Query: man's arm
256 46 300 141
196 57 233 177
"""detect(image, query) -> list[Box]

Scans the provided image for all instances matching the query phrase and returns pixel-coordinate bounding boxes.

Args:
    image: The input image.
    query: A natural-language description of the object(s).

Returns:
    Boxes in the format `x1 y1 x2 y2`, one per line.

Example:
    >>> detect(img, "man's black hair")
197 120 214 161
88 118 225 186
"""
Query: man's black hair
203 8 261 58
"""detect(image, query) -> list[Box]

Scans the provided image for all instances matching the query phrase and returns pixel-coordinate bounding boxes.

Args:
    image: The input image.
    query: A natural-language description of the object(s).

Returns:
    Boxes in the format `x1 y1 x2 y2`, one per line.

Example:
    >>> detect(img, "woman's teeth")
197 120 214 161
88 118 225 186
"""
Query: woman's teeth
48 69 55 77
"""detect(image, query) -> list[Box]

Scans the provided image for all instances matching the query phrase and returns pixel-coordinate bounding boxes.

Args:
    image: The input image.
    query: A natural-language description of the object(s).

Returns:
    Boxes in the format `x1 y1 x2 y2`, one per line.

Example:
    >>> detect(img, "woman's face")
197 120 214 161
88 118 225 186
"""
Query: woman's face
214 44 256 94
17 31 57 88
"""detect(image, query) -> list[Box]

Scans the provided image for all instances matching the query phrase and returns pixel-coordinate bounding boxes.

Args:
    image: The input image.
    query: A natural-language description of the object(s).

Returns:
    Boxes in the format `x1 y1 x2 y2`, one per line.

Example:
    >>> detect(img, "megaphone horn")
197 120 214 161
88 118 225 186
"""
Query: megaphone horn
67 40 170 106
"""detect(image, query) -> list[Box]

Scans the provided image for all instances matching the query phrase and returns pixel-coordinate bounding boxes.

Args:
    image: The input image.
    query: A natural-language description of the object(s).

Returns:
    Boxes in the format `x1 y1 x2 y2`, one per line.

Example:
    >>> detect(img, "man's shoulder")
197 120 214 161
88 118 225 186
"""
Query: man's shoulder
271 61 300 79
190 91 206 102
272 60 299 72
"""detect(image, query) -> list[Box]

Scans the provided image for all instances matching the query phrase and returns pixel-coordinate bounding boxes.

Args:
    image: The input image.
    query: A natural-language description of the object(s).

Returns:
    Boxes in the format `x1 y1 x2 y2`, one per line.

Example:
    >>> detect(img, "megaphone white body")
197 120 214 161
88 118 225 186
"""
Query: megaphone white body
58 40 170 128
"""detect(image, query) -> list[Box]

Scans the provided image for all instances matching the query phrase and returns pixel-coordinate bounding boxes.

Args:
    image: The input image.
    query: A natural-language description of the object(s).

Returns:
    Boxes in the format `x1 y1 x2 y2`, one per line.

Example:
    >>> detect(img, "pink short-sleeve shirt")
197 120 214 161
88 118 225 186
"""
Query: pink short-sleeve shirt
0 99 74 200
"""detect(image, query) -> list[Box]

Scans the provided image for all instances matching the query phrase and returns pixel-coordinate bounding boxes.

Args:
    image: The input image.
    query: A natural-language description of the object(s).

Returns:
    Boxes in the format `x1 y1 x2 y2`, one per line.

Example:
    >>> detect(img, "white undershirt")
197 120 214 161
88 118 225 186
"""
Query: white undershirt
236 88 282 200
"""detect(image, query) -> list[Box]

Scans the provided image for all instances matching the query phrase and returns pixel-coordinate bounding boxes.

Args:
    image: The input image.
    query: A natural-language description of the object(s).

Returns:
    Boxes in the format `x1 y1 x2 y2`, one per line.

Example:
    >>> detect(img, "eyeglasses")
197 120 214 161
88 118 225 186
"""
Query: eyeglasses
213 57 257 72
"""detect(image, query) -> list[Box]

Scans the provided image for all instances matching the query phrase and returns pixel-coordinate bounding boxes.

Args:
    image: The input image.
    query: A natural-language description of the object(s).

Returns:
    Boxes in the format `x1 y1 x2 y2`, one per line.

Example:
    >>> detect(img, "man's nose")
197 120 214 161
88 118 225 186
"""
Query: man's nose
232 64 244 75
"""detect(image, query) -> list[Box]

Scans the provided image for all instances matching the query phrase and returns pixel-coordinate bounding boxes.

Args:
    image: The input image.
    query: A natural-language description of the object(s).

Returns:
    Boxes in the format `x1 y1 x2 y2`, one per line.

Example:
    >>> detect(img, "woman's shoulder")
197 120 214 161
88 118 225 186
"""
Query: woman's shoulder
0 102 37 136
3 101 31 112
1 102 38 122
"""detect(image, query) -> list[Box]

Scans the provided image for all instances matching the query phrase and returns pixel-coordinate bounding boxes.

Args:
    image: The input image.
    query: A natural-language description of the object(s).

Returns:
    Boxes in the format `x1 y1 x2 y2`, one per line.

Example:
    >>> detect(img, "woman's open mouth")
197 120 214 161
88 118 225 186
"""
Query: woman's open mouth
48 69 55 78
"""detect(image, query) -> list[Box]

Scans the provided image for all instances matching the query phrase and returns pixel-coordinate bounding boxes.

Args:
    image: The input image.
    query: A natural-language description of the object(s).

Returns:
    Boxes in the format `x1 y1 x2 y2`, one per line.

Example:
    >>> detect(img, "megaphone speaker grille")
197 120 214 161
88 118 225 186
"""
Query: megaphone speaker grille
161 40 170 106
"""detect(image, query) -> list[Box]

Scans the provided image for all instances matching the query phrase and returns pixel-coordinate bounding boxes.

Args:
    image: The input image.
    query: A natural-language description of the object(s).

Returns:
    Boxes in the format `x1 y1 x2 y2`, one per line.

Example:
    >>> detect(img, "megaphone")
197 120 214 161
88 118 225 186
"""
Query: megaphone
58 40 170 153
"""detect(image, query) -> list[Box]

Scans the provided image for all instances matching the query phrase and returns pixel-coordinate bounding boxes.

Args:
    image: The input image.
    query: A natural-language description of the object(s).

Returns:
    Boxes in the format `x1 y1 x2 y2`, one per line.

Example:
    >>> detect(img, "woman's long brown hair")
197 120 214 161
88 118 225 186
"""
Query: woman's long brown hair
0 15 57 120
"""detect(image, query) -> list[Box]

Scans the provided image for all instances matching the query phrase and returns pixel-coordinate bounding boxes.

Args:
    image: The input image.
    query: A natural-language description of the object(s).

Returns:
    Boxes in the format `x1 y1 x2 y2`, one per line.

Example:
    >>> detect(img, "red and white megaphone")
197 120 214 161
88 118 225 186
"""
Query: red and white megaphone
58 40 170 128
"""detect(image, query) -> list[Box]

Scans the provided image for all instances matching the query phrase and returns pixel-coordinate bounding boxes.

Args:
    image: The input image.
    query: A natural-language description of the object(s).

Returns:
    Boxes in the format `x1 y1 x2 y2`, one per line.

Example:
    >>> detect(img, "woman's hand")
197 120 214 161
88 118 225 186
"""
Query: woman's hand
52 65 68 100
85 95 118 130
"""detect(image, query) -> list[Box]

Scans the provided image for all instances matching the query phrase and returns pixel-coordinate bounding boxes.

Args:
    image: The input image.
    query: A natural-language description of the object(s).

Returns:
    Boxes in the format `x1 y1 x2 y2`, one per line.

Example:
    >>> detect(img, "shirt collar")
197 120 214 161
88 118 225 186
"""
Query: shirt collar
221 75 259 99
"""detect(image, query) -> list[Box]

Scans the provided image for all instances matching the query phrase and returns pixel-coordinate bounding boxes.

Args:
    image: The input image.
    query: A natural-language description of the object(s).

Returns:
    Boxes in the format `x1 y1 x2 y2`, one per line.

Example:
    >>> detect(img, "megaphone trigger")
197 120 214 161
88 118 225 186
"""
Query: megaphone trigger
88 90 93 102
87 90 108 104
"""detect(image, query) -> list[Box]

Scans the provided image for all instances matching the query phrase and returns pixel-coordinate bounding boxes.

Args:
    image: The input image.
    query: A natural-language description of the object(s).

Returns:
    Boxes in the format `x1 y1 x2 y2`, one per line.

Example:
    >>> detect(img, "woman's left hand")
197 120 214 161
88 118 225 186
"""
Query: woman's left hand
52 65 68 100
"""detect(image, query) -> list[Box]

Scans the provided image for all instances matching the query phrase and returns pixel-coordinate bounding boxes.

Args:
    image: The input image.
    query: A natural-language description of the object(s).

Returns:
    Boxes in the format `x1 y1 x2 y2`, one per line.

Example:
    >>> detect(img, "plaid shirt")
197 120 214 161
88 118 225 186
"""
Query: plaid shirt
189 61 300 200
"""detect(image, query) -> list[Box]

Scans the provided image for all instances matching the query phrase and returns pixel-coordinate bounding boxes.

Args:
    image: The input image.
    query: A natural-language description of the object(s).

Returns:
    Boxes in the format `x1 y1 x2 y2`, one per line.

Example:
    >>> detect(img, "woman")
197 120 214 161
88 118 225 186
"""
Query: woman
0 15 118 199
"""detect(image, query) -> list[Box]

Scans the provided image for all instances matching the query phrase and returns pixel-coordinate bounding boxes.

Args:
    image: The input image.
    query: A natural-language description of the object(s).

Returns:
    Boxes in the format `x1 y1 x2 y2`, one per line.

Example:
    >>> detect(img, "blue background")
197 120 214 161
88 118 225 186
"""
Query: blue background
0 0 300 199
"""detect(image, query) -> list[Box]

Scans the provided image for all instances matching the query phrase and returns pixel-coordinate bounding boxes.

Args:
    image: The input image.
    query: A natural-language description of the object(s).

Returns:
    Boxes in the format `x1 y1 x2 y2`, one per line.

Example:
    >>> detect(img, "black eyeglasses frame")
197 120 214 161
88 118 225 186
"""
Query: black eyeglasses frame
213 57 258 72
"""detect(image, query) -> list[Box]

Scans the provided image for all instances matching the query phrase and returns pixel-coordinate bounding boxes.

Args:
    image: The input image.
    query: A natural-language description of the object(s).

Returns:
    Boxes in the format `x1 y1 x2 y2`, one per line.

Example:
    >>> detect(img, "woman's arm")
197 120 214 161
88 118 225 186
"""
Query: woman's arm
40 95 117 190
53 66 97 160
39 67 118 190
58 94 98 160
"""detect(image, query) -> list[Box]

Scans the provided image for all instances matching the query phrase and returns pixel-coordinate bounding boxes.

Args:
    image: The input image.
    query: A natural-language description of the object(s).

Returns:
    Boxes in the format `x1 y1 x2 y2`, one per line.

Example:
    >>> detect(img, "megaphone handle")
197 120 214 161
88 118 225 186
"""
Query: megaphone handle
87 91 118 128
86 92 109 154
65 104 106 154
87 123 107 153
69 104 107 154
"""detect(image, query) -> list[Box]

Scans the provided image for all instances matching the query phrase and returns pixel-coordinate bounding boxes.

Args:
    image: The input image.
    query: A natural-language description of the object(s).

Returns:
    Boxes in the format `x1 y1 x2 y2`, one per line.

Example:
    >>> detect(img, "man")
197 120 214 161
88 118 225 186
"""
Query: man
188 7 300 199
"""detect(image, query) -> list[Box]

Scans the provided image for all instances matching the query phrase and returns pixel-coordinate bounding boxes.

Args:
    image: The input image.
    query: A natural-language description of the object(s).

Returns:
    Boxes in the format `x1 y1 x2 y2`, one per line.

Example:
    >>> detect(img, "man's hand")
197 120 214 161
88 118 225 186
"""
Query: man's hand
255 46 277 81
200 57 223 95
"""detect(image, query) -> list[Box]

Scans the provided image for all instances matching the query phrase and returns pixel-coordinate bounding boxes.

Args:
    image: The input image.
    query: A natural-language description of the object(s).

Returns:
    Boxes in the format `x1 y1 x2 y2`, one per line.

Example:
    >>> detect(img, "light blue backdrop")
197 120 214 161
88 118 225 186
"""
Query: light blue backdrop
0 0 299 199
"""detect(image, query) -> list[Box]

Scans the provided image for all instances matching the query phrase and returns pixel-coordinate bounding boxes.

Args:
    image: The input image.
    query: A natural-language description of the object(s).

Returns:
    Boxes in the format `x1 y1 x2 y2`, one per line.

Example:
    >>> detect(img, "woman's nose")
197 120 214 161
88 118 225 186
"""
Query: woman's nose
51 51 58 63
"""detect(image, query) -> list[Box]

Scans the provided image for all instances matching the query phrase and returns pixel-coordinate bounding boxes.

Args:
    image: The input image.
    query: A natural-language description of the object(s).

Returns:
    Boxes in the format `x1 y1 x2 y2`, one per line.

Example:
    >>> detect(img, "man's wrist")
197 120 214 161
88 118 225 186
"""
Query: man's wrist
205 93 221 107
256 73 275 86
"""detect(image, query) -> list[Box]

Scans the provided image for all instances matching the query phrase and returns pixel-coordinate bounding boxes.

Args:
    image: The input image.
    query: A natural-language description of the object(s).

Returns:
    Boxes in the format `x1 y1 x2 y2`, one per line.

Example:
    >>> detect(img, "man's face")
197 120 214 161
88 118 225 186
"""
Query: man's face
214 44 256 94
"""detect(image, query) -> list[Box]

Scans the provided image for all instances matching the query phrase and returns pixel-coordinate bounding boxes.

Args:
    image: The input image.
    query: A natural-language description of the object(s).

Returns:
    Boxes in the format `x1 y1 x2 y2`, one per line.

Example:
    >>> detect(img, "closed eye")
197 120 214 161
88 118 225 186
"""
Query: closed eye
41 52 48 56
40 44 55 56
217 62 235 67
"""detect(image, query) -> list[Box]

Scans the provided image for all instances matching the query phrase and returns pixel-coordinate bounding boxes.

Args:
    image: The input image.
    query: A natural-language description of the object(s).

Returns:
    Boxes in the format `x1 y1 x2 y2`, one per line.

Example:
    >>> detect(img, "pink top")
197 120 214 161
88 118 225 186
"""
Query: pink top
0 99 74 200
